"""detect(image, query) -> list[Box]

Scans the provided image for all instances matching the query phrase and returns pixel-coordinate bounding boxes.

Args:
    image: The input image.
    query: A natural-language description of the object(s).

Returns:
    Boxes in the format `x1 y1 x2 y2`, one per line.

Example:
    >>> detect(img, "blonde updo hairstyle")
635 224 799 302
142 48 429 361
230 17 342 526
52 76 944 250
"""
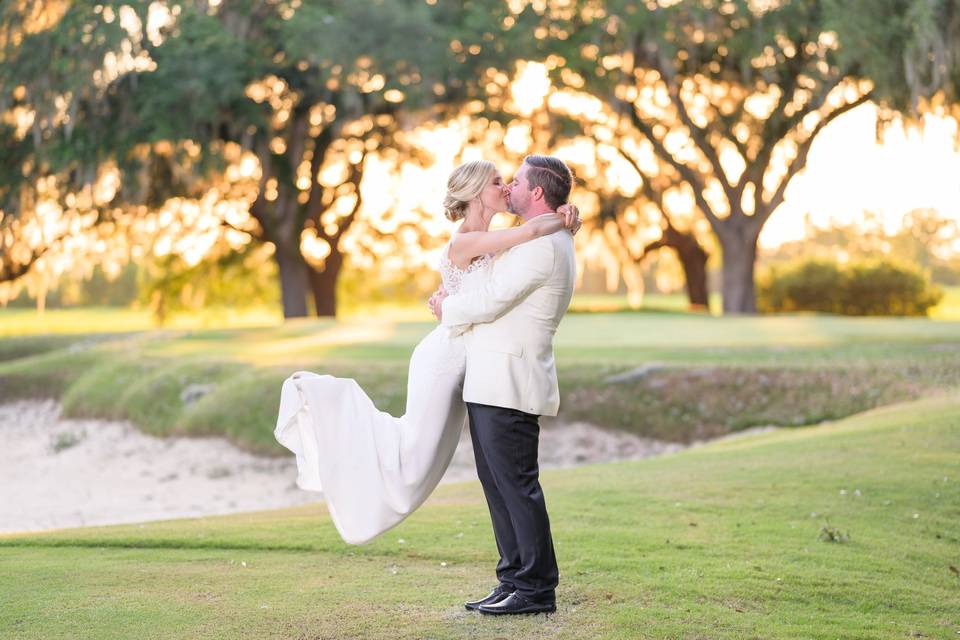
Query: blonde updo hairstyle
443 160 496 222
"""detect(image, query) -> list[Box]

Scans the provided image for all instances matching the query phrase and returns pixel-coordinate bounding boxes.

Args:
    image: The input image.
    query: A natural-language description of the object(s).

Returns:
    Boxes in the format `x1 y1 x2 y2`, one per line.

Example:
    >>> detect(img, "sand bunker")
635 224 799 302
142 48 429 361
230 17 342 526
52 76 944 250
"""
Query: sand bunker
0 399 694 535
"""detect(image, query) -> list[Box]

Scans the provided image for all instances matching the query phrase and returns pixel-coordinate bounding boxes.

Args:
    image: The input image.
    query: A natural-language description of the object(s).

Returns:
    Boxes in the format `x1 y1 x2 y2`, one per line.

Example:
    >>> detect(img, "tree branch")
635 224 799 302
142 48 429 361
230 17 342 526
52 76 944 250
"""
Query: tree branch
248 190 272 239
716 100 751 166
0 219 90 283
330 150 366 244
0 249 45 283
304 121 339 223
638 236 668 260
284 104 311 178
219 217 263 241
611 138 695 241
612 144 664 209
623 103 723 229
745 73 844 197
653 52 737 207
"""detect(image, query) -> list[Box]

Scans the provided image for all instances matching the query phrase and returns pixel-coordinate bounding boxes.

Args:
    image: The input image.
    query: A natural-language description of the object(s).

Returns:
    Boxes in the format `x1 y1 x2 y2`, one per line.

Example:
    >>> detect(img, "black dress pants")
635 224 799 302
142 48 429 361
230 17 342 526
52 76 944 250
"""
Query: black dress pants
466 401 559 603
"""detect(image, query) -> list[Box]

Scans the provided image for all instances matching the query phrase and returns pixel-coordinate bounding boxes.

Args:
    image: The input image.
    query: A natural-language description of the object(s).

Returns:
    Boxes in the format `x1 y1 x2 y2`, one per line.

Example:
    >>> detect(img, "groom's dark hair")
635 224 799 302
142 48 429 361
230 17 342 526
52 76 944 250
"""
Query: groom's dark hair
523 155 574 210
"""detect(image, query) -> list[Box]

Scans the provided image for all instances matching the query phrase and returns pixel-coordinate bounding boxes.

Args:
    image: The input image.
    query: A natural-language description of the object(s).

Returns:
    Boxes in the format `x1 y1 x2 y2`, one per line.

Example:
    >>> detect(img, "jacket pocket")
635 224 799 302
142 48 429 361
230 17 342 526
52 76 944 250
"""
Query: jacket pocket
485 341 523 358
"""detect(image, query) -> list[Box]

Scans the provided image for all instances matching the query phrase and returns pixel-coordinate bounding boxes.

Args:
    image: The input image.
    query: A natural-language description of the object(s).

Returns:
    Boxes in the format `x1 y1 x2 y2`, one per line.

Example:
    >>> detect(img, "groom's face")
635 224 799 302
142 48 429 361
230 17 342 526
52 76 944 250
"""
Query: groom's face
506 164 534 216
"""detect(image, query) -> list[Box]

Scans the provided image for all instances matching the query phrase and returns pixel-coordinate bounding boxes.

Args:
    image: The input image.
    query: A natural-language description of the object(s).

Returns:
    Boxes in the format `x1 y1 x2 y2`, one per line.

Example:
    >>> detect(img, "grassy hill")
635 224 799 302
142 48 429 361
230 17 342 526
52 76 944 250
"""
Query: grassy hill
2 393 958 639
2 312 960 450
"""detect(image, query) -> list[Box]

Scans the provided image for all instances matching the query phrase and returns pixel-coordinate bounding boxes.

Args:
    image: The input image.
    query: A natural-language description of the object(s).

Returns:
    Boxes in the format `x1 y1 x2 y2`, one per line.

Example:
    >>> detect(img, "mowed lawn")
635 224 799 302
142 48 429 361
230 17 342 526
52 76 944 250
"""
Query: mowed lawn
1 286 957 336
1 393 958 639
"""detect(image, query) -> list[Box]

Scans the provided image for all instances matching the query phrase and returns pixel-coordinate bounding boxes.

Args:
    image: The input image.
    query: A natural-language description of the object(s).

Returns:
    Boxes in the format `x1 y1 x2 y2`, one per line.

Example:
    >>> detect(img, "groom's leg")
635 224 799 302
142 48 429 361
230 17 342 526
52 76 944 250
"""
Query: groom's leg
467 402 521 590
466 402 559 604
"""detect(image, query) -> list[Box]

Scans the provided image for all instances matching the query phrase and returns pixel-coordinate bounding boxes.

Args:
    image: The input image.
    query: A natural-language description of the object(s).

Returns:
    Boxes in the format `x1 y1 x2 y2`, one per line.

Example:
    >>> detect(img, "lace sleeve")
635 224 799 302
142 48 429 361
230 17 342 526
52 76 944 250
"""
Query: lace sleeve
439 243 461 295
439 238 493 296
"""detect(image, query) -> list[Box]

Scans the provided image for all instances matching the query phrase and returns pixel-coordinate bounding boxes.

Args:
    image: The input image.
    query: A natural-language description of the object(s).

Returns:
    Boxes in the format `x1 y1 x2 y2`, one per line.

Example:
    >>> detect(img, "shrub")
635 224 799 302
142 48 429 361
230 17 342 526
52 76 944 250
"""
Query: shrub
758 258 942 316
843 261 942 315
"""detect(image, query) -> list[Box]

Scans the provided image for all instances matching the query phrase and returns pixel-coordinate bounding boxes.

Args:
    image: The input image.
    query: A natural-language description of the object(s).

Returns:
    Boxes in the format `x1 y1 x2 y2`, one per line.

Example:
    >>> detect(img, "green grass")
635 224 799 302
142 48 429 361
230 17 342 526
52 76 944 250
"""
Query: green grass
568 292 723 314
569 287 960 319
3 305 959 637
2 393 958 639
0 292 699 337
3 311 960 452
0 306 285 337
2 286 955 338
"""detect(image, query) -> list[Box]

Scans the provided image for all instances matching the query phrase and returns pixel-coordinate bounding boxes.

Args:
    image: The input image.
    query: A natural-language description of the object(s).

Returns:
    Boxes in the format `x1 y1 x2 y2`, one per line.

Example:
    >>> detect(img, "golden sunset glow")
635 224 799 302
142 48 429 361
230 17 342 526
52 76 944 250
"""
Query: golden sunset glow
2 1 959 311
762 106 960 250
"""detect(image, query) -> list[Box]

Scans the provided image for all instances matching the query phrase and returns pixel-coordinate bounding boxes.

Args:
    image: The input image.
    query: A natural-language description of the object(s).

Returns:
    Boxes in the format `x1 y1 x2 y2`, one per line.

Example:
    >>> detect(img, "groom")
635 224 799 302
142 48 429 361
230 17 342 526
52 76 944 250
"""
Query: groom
430 155 577 615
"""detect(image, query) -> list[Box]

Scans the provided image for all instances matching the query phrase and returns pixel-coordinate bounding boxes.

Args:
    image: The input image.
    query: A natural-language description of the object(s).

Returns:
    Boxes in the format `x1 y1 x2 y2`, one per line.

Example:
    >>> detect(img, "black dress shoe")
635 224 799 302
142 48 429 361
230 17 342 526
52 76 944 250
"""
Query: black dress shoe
477 592 556 615
464 585 513 611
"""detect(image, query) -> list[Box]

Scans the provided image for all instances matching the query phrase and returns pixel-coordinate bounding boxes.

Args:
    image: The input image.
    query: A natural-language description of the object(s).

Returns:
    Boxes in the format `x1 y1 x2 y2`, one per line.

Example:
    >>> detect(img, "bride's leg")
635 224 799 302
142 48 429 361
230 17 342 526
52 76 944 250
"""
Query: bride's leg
396 327 466 481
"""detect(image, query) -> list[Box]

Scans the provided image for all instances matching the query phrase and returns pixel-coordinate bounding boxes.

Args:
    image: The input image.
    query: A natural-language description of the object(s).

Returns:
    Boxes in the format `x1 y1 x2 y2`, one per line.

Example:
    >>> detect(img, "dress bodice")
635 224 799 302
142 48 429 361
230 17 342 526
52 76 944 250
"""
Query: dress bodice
439 240 492 295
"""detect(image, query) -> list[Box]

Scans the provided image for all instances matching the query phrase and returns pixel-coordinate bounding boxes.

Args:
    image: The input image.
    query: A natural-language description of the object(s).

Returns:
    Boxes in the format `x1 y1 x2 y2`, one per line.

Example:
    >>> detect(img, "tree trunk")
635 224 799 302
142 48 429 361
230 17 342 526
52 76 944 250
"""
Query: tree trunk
307 249 343 317
665 226 709 310
719 230 759 314
678 244 709 309
36 275 47 317
274 243 309 319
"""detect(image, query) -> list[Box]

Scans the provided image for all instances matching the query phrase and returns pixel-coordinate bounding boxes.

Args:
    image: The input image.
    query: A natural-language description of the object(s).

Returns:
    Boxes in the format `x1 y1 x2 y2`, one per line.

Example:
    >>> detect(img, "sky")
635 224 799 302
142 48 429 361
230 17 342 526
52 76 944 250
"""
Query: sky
759 104 960 249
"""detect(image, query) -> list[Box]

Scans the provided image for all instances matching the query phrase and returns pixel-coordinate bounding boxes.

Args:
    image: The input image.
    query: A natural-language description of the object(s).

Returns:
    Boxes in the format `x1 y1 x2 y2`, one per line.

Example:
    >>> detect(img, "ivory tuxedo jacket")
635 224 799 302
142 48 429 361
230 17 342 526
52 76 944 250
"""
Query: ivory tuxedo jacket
441 228 576 416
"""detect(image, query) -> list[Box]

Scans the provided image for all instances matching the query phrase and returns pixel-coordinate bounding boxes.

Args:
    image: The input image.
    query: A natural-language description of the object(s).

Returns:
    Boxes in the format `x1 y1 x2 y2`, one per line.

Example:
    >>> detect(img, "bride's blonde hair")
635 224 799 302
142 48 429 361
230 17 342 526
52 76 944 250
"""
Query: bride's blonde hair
442 160 496 222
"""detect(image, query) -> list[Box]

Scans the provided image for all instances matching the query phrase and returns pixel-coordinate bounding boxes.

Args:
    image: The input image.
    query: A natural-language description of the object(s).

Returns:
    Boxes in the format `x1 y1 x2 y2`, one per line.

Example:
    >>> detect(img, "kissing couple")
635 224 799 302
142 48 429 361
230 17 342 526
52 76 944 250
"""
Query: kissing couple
275 154 581 614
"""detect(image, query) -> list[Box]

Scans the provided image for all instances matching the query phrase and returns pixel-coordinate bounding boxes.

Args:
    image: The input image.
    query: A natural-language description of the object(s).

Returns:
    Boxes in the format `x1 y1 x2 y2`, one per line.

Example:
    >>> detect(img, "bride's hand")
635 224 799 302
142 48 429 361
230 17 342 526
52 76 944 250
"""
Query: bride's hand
428 286 447 321
528 205 580 239
557 203 582 235
525 212 562 238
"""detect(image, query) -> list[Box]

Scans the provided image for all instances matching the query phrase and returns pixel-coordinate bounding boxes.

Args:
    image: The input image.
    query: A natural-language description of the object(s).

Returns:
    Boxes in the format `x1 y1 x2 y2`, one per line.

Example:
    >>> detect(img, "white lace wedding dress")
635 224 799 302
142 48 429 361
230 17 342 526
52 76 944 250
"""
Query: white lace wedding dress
274 242 492 544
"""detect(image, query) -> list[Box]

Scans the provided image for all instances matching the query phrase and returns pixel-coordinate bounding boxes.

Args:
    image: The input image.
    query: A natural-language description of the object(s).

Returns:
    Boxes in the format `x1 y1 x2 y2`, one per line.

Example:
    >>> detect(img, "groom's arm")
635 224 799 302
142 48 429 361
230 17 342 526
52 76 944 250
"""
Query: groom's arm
441 237 555 332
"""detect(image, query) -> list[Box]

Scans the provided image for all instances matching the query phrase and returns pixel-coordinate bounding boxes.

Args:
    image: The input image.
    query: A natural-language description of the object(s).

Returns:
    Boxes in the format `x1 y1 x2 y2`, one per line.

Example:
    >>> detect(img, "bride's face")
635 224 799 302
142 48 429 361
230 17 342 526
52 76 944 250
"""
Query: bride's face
479 172 508 213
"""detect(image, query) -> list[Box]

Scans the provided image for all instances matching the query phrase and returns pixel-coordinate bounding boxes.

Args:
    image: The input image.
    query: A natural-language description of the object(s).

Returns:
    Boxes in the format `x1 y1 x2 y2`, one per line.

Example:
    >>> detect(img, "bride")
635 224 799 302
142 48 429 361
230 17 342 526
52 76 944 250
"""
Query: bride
274 160 579 544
